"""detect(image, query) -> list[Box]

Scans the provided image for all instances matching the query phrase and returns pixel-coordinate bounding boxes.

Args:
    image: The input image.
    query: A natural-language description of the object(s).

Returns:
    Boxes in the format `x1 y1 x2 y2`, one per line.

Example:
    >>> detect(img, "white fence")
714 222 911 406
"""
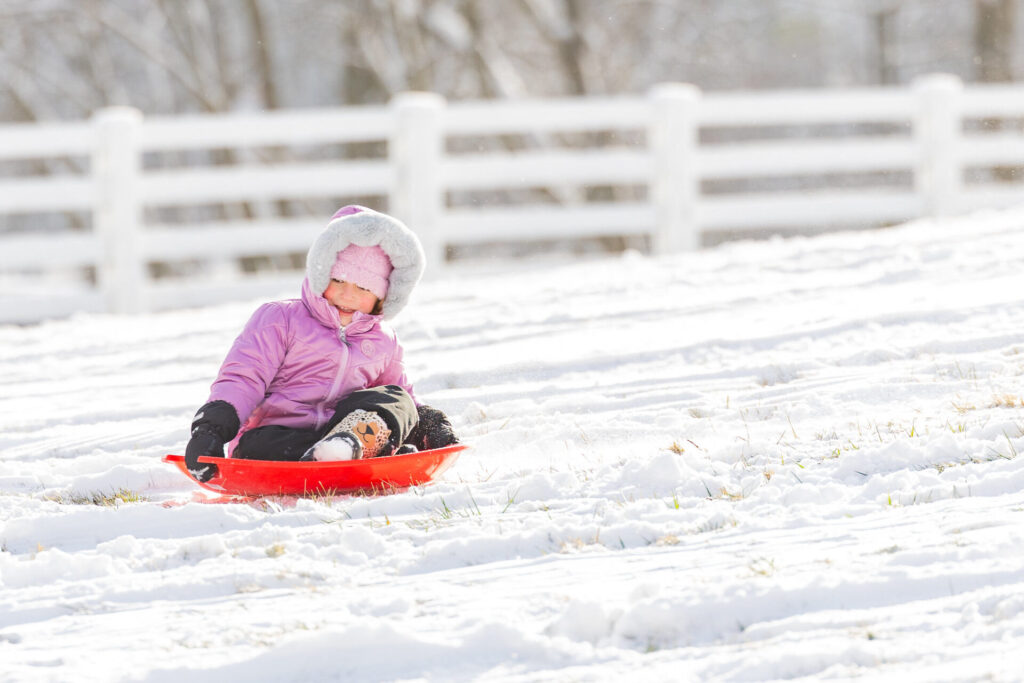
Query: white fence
2 74 1024 324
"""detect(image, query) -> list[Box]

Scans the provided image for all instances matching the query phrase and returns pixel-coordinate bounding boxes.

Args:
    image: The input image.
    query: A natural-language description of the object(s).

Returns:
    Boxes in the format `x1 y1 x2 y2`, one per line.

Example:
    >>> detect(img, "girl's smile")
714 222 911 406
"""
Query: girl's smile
323 278 379 325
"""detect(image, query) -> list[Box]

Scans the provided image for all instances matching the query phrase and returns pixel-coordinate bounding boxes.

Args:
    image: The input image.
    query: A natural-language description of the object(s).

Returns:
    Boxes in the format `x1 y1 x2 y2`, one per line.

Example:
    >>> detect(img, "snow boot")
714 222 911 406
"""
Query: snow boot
301 409 391 461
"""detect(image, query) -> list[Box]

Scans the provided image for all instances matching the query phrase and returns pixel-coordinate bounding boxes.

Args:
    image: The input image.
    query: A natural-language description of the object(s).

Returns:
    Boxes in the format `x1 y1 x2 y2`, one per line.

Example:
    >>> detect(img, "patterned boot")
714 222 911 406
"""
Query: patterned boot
301 409 391 461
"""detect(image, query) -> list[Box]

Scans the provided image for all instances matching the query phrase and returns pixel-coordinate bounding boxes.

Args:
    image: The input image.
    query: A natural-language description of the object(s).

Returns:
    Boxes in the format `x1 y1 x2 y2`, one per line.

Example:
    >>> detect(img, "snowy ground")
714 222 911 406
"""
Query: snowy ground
2 209 1024 682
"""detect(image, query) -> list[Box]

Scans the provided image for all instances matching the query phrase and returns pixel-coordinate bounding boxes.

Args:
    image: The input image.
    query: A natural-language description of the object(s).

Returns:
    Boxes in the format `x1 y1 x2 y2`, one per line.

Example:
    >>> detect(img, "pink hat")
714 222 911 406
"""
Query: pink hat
330 244 393 300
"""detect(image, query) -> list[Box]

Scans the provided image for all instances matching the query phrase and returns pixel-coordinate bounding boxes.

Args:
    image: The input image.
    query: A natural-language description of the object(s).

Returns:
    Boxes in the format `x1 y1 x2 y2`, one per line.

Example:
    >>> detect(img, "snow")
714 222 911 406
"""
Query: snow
3 208 1024 681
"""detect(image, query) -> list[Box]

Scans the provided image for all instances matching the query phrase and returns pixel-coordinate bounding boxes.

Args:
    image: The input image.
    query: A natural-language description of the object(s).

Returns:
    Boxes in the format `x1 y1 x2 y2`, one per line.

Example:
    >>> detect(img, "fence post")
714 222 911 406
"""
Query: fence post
390 92 446 272
92 106 145 314
649 83 702 253
913 74 963 219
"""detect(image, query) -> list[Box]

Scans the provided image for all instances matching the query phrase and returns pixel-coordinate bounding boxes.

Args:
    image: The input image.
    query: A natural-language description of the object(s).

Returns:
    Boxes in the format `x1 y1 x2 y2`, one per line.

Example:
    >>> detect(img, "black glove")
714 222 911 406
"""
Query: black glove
184 400 240 483
407 404 458 451
185 425 224 483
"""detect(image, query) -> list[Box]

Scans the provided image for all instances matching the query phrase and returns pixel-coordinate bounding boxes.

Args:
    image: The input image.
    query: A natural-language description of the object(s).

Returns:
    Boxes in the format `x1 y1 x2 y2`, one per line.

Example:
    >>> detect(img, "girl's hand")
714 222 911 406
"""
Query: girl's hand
184 426 224 482
184 400 239 483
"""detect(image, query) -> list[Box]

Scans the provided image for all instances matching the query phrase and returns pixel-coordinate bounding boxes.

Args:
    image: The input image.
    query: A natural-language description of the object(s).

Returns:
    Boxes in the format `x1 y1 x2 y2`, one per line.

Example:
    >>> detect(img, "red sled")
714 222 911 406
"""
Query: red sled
163 444 466 497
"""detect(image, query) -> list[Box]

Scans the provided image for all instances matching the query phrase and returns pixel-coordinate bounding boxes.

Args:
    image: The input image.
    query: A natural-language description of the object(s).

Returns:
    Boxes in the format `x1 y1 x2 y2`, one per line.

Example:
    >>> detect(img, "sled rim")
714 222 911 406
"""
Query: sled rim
163 443 466 496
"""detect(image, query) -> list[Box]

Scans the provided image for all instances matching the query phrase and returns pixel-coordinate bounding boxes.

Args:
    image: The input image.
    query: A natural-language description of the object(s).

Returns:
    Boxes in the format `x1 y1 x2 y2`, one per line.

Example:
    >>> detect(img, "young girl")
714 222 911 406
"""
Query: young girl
184 205 457 483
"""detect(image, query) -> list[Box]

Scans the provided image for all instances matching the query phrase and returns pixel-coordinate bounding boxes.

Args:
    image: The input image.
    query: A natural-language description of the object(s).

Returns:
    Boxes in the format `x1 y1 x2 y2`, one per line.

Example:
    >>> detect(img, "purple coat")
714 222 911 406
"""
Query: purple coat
209 278 415 453
206 205 425 454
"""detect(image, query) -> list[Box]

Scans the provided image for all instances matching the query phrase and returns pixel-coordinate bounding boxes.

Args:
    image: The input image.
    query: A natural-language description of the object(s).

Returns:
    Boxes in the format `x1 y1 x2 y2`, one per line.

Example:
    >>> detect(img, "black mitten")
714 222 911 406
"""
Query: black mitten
407 404 458 451
185 426 224 483
185 401 240 483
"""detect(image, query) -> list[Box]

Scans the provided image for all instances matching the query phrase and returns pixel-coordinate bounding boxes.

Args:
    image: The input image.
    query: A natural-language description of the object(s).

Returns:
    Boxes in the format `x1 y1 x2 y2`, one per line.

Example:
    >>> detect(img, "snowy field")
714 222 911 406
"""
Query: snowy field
2 209 1024 682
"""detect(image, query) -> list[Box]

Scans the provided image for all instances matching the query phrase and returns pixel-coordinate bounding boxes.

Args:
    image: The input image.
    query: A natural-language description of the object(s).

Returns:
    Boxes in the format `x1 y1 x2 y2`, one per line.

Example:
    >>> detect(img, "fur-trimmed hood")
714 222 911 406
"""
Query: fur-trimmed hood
306 206 425 321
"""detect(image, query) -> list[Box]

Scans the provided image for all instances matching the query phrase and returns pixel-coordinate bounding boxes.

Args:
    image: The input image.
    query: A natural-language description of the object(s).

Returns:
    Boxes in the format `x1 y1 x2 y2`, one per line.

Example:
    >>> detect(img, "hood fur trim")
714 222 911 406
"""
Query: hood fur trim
306 207 425 320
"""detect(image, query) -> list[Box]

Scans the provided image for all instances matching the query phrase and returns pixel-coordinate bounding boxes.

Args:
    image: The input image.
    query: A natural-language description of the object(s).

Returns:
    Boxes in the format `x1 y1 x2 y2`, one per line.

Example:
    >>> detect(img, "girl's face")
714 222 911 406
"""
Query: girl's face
323 279 379 325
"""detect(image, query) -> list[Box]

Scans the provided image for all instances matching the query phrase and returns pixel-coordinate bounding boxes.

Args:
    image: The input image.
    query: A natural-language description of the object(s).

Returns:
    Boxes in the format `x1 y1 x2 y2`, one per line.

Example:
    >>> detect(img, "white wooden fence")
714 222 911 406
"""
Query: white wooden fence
2 74 1024 324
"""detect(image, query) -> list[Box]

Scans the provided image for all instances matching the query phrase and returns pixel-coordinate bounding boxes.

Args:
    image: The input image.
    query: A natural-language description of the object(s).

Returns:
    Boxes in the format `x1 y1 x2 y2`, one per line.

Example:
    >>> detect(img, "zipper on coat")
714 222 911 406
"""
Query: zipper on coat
317 332 350 430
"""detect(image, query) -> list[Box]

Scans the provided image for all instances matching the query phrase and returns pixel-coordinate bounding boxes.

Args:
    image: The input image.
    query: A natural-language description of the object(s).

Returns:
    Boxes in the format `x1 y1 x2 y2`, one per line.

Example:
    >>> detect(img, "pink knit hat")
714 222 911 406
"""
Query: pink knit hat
330 244 393 300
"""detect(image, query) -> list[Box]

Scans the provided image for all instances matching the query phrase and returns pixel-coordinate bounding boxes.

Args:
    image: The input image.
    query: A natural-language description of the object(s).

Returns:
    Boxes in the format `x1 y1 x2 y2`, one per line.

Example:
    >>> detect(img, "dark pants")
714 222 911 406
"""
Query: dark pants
233 385 418 461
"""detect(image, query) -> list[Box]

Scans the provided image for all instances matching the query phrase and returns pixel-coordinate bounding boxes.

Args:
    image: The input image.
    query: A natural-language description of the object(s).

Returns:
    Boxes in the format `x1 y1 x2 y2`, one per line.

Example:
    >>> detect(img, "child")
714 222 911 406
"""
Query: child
184 205 458 483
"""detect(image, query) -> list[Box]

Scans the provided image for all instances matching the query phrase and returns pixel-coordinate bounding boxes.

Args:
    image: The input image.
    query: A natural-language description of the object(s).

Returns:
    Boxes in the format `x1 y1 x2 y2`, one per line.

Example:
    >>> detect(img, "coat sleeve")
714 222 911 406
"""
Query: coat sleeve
207 303 289 424
376 334 418 405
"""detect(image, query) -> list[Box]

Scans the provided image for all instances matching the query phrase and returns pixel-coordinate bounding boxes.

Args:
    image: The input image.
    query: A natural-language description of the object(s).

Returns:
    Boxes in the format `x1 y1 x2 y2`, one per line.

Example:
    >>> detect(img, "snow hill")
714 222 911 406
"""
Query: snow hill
2 209 1024 681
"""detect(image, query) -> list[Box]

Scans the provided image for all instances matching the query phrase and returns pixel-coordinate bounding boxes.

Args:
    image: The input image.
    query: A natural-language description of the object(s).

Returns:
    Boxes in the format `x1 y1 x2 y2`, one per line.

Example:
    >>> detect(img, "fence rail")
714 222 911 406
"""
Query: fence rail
2 74 1023 323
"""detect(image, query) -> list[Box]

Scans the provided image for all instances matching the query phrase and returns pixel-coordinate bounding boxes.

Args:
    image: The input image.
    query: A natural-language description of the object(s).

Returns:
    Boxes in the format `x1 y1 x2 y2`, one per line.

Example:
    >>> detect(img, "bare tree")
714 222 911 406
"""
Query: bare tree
244 0 280 109
873 6 900 84
974 0 1016 82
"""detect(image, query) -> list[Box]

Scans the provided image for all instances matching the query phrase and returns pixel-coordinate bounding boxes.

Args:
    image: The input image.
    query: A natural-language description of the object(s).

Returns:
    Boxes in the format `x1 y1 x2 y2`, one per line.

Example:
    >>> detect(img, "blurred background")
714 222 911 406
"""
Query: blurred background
1 0 1018 118
1 0 1022 323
